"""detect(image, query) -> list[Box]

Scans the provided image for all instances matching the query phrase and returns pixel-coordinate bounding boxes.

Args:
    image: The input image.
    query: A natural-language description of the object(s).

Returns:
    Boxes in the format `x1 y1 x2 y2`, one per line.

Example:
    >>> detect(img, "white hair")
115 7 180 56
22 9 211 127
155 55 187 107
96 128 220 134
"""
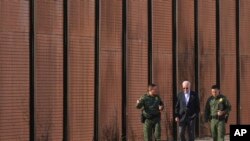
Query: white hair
182 81 191 87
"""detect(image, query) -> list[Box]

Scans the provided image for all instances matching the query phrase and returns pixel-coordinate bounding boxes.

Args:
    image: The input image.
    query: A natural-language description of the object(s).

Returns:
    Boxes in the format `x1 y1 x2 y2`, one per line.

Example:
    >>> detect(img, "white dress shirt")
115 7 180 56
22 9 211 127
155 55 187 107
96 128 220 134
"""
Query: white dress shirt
184 92 190 105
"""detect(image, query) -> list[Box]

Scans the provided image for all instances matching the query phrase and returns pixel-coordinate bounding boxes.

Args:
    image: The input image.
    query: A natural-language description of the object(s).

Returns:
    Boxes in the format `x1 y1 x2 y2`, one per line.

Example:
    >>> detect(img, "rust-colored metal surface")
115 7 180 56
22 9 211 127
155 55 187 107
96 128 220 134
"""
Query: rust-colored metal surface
126 0 148 140
68 0 95 140
177 0 195 88
239 0 250 125
99 0 122 140
198 0 216 137
152 0 173 140
0 0 29 141
220 0 237 134
35 0 63 140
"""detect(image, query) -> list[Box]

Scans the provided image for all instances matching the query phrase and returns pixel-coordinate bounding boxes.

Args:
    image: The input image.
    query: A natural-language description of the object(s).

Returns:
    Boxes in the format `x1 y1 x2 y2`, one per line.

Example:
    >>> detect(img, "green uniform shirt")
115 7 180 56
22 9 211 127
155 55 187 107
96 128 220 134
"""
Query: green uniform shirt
136 94 163 119
204 94 231 122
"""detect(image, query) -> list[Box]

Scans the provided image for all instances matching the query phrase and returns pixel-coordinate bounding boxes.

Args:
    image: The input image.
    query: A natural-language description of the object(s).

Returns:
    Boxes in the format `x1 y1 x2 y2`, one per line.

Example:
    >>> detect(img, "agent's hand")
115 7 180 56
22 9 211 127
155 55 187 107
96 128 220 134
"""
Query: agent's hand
137 97 144 104
159 105 163 111
217 110 225 116
137 100 140 104
175 117 179 122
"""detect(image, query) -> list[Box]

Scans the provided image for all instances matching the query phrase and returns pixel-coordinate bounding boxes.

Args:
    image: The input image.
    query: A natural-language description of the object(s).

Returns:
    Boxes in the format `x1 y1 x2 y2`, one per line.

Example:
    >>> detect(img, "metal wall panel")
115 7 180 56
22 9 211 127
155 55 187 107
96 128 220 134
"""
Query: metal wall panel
198 0 216 137
35 0 64 140
0 1 29 140
177 0 195 88
99 0 123 140
127 0 148 140
68 0 95 140
152 0 173 140
220 0 237 133
239 0 250 124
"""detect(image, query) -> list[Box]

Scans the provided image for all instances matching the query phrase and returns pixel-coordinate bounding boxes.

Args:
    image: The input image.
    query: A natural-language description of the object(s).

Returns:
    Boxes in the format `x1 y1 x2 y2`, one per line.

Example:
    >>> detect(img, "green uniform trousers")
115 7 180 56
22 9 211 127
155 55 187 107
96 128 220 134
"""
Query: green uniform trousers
210 119 225 141
143 118 161 141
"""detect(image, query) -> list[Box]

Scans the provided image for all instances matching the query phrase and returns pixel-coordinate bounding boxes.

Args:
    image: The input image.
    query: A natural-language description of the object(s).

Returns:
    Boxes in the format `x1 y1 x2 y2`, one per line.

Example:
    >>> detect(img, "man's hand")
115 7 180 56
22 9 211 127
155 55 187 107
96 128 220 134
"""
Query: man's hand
190 114 197 120
159 105 163 111
136 97 144 109
217 110 225 116
175 117 179 122
137 100 140 104
137 97 144 104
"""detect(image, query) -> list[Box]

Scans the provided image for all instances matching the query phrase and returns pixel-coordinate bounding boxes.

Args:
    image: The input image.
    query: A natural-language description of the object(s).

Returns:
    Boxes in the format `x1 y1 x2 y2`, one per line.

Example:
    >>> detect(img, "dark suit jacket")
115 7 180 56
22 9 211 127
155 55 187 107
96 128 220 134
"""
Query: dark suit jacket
175 91 200 125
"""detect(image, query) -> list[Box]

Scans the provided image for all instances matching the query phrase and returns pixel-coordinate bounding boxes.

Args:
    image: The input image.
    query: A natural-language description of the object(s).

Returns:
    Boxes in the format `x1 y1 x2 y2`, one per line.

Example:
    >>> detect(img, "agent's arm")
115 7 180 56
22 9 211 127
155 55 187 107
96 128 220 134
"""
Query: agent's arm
136 96 144 109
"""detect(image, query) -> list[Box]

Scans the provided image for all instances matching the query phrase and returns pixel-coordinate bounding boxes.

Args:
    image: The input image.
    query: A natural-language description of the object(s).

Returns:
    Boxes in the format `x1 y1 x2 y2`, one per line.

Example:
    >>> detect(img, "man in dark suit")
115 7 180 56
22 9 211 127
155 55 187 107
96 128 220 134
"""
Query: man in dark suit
175 81 200 141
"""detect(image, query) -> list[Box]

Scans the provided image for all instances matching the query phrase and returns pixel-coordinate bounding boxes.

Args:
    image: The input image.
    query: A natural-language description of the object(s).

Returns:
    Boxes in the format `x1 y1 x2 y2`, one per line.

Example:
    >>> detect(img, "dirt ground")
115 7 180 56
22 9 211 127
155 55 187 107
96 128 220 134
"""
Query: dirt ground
195 135 229 141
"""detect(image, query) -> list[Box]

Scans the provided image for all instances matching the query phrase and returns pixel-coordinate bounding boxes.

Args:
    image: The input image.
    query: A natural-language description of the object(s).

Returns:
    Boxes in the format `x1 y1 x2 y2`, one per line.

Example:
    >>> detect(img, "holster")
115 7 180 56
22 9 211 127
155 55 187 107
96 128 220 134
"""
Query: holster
224 115 229 123
141 113 146 123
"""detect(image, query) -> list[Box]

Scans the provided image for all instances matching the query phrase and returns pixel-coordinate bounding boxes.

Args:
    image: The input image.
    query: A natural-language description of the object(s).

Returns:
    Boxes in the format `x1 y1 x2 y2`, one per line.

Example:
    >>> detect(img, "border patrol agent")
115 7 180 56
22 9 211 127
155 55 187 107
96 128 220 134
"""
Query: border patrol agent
204 85 231 141
136 84 164 141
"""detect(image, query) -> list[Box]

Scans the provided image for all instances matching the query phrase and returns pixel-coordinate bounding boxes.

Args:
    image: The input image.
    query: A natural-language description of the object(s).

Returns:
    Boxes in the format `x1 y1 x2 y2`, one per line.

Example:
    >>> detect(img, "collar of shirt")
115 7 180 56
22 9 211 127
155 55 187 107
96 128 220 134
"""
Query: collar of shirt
184 92 190 96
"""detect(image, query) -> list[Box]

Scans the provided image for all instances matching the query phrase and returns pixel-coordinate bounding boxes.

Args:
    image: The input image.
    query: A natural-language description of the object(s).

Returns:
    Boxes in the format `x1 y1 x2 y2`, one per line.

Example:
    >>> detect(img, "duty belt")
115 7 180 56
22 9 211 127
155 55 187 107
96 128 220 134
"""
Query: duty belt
211 115 218 119
211 115 225 120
